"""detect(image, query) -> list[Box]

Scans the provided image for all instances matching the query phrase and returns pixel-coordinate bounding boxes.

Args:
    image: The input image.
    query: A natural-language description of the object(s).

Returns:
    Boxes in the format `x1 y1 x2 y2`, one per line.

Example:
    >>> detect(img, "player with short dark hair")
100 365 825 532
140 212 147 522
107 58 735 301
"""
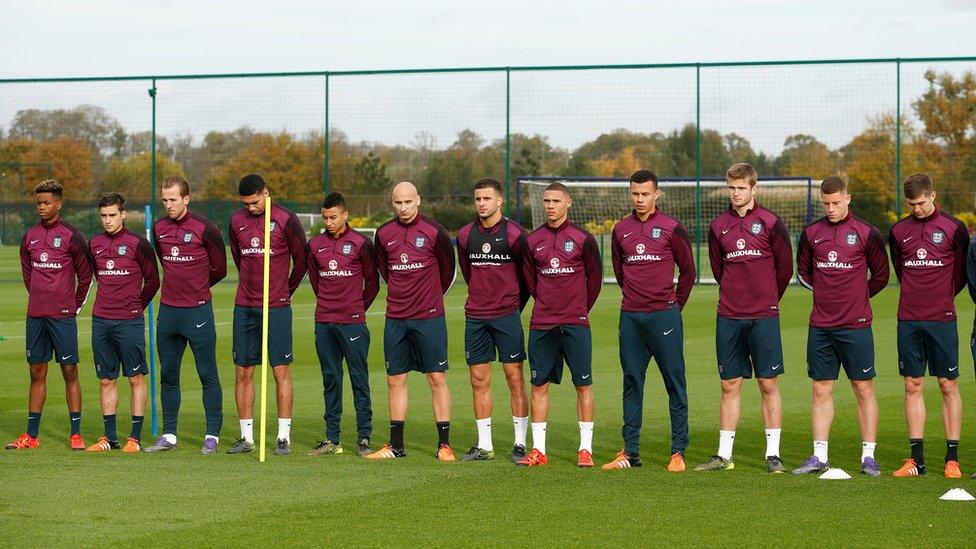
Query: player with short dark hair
226 174 308 456
888 173 968 478
456 178 532 462
306 192 379 457
143 176 227 454
603 169 695 471
695 163 793 473
793 176 889 477
7 180 93 451
366 181 457 461
518 182 603 467
85 192 160 453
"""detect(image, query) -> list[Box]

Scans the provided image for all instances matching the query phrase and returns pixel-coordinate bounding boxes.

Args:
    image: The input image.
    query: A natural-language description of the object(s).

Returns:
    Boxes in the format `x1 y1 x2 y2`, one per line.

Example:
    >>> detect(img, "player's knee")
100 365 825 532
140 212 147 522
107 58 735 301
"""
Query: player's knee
99 377 115 388
426 372 447 390
903 377 924 394
60 365 79 382
720 378 742 395
757 378 779 395
938 377 958 395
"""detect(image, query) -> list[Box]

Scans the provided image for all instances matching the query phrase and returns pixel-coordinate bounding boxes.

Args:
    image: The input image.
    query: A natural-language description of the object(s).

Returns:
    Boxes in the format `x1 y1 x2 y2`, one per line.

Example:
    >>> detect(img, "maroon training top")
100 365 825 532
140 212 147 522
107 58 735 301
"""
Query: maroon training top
228 203 308 308
456 217 532 319
796 213 889 328
888 208 968 321
526 220 602 329
611 209 696 312
375 213 456 320
307 226 380 324
154 210 227 308
21 219 93 318
90 227 160 320
708 202 793 319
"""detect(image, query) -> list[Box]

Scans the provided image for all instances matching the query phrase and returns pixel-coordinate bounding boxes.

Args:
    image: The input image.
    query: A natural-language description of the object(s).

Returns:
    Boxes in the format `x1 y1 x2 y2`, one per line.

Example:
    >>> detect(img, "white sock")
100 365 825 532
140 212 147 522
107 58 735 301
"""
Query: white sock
813 440 829 462
205 435 218 443
718 430 735 460
531 422 547 455
513 416 528 447
161 433 177 444
765 428 782 458
578 421 594 452
861 441 876 461
277 418 291 443
476 417 493 451
240 419 254 443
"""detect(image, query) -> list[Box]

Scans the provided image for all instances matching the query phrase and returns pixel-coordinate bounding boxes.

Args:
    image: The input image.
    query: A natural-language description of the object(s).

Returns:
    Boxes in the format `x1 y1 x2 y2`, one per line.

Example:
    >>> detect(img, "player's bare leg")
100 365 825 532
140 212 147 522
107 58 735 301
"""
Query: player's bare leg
516 382 550 466
757 377 784 471
235 366 255 419
272 365 294 454
811 380 835 441
502 362 528 418
129 375 147 417
468 363 492 420
718 377 742 431
851 379 881 476
575 384 595 467
61 364 82 414
98 378 119 417
903 376 925 438
28 362 48 413
427 371 451 422
937 377 962 477
388 373 408 421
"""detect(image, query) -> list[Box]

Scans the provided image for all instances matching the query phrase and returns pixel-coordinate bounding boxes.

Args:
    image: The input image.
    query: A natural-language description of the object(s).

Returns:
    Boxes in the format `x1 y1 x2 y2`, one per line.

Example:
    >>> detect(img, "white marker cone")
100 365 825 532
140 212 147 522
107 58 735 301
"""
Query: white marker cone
818 468 852 480
939 488 975 501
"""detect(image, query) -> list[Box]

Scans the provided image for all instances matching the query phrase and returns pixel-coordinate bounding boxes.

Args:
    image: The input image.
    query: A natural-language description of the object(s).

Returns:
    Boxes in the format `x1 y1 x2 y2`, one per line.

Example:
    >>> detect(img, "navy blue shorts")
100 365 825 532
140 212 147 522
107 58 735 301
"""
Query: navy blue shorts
383 316 449 375
897 320 959 379
528 325 592 386
92 316 148 379
26 316 79 365
464 312 526 366
233 305 293 367
806 326 875 381
715 316 784 379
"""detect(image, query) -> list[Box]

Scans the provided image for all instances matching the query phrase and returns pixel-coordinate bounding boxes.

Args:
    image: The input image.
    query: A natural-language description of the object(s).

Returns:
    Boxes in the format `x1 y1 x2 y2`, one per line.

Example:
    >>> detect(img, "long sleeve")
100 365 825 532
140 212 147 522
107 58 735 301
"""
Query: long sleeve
203 220 227 287
513 229 532 311
770 218 793 300
582 233 602 311
611 229 624 287
951 220 969 296
967 236 976 304
796 229 813 291
672 223 696 310
136 237 160 310
305 243 320 297
888 229 903 284
865 227 890 298
69 228 93 314
285 212 309 297
708 226 723 284
434 225 456 295
456 229 472 284
360 238 380 311
20 238 31 291
374 233 389 282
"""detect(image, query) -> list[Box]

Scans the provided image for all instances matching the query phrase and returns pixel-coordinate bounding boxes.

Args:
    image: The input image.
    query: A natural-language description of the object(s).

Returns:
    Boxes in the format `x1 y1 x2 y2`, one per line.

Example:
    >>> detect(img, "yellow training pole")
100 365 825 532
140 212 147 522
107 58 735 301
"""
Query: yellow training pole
259 196 272 462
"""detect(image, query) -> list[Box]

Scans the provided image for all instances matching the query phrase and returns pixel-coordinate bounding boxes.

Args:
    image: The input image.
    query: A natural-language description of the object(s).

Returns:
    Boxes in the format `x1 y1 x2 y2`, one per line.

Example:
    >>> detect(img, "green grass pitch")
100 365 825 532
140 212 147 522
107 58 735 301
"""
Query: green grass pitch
1 246 975 546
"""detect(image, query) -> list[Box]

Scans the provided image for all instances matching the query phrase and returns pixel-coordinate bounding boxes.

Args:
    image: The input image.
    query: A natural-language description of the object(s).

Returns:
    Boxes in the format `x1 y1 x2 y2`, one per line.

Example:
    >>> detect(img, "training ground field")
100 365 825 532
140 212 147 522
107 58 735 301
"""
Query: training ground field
1 246 975 547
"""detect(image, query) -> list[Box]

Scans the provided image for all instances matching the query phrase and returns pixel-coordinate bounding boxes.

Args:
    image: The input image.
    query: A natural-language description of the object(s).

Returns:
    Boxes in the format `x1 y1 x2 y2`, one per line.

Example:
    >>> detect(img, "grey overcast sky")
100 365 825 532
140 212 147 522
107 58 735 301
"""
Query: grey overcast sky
2 0 974 77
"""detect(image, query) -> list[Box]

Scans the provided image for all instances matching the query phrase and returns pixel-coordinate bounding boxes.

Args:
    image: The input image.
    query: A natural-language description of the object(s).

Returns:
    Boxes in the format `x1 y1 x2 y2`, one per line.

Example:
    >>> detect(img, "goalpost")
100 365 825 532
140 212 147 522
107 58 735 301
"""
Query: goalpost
514 176 814 284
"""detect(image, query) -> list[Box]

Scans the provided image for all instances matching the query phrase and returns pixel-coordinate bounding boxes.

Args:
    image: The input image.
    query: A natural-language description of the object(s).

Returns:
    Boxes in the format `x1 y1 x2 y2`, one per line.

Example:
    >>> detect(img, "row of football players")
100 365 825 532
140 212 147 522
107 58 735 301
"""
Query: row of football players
8 167 974 479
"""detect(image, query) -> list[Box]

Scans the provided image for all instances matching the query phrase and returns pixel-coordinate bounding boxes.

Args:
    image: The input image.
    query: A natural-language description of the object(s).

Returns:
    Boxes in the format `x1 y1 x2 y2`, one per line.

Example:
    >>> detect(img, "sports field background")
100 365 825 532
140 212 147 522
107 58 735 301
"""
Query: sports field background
1 246 975 546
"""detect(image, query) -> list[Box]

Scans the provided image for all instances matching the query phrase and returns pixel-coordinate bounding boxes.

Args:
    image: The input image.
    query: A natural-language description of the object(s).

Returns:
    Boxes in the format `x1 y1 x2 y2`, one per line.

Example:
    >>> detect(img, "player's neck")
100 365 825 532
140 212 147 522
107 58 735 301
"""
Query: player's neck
547 216 568 229
106 226 124 236
734 199 756 218
479 211 503 229
636 206 656 222
399 211 419 225
41 215 60 227
329 224 348 238
175 208 189 222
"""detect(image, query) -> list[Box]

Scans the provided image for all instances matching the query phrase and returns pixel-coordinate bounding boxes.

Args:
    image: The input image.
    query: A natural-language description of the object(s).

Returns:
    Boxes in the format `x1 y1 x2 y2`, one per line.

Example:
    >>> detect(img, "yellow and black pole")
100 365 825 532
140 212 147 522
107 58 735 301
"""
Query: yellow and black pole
259 196 271 462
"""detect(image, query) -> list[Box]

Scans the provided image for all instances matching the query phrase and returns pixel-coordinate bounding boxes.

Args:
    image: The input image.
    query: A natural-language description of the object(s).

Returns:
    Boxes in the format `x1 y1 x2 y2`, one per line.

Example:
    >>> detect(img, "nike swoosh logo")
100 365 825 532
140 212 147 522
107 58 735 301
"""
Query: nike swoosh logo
495 237 503 242
158 234 169 239
902 236 913 243
509 353 519 358
350 336 361 341
771 364 781 370
622 232 633 238
949 365 958 372
581 374 590 379
95 249 105 255
285 353 293 358
387 240 397 246
535 246 546 251
721 229 731 235
862 368 872 373
72 417 80 422
238 227 247 231
663 329 674 335
814 238 825 244
317 247 328 253
196 322 207 328
29 239 39 245
438 360 447 366
61 355 72 361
